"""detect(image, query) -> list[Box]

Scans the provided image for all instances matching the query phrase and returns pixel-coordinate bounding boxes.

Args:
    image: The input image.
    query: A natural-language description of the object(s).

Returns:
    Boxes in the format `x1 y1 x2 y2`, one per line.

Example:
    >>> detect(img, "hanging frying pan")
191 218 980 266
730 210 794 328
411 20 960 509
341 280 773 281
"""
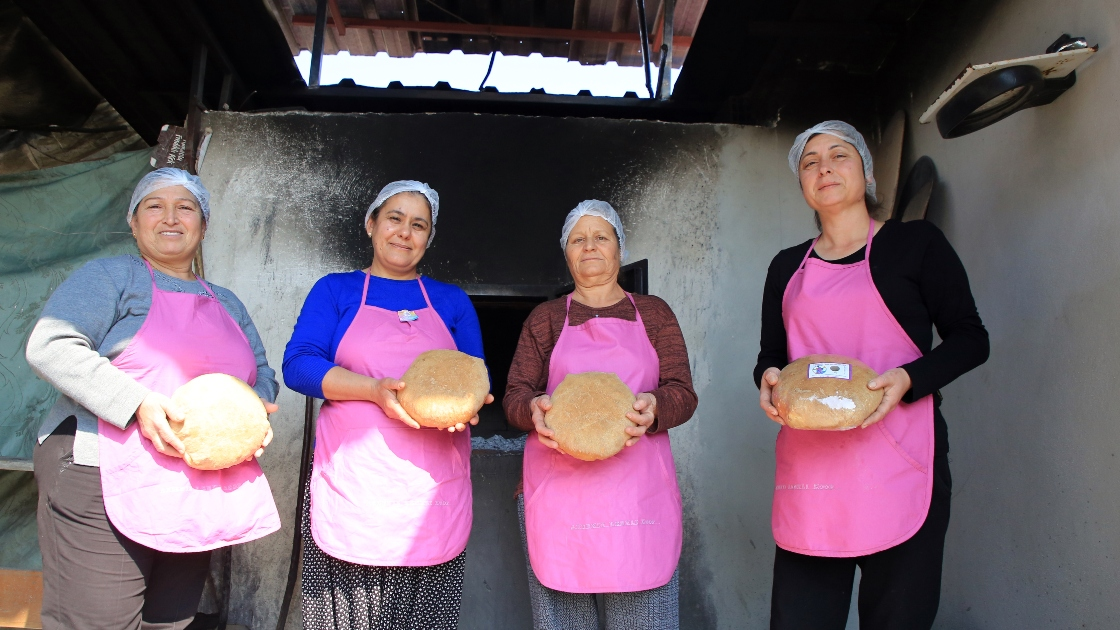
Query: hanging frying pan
894 156 938 222
874 110 906 218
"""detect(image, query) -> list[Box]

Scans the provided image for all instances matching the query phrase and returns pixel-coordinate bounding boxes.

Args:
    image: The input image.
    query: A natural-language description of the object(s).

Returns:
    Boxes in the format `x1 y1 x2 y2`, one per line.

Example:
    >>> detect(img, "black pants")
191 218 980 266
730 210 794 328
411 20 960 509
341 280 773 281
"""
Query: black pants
770 455 952 630
35 418 211 630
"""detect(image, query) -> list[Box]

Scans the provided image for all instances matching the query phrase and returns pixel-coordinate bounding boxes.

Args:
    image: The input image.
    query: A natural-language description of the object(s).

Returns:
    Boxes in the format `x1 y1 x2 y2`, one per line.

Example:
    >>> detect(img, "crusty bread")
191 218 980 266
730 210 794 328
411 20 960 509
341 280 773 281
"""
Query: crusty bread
398 349 490 429
169 373 270 470
772 354 884 430
545 372 636 461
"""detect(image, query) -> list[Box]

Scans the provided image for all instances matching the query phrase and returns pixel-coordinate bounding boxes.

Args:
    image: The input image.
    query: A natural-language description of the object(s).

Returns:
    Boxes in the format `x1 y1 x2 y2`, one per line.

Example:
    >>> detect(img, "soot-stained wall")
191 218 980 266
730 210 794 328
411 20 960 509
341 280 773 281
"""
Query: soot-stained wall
198 110 814 629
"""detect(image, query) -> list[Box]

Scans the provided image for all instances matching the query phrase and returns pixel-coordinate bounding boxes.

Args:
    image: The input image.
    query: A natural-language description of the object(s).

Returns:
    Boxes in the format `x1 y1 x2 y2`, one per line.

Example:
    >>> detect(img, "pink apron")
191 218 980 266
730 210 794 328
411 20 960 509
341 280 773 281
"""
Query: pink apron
309 273 472 566
98 260 280 553
774 222 934 557
524 294 682 593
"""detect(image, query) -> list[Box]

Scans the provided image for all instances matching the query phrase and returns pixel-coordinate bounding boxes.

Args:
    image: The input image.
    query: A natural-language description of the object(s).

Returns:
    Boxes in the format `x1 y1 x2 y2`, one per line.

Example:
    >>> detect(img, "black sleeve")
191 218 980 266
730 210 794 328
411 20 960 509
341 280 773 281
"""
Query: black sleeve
900 227 990 401
754 253 793 388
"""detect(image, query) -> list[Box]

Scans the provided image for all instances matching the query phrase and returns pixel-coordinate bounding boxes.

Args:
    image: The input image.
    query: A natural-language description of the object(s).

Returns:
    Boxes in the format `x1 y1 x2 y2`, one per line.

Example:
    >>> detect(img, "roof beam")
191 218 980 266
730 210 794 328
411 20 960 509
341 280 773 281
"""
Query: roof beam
290 15 693 47
326 0 346 37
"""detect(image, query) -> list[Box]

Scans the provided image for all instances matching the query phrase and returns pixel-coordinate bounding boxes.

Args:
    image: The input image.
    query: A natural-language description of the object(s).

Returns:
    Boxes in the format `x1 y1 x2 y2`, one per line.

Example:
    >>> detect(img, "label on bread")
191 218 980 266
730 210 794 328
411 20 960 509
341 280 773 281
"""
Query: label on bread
807 362 851 379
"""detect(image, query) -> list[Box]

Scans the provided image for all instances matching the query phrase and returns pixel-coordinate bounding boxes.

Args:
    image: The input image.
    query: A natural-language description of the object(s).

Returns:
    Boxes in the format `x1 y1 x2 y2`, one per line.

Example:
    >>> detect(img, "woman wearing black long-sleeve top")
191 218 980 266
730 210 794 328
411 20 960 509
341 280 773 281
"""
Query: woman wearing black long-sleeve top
755 121 989 630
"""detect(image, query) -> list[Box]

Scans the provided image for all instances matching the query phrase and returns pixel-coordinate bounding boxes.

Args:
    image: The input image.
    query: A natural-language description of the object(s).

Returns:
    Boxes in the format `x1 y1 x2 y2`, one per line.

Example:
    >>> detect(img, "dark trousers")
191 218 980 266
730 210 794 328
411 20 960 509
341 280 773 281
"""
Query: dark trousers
770 455 952 630
34 418 211 630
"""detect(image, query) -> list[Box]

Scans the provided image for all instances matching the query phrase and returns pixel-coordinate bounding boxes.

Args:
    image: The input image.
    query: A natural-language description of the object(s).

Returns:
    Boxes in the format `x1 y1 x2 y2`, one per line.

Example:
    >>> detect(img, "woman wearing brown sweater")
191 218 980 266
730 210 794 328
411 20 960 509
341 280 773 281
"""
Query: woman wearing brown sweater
505 200 698 630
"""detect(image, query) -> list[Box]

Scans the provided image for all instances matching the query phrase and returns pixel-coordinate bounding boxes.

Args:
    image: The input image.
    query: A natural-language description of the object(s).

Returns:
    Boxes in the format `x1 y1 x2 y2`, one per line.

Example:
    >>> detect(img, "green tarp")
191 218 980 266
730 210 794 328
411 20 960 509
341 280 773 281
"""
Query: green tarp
0 148 153 460
0 149 152 570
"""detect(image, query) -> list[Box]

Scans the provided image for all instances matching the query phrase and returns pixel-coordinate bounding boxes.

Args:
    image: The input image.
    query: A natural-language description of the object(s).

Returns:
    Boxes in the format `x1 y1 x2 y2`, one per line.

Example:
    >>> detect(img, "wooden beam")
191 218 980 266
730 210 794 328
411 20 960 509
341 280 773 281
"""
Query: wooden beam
0 569 42 629
327 0 346 36
290 15 693 47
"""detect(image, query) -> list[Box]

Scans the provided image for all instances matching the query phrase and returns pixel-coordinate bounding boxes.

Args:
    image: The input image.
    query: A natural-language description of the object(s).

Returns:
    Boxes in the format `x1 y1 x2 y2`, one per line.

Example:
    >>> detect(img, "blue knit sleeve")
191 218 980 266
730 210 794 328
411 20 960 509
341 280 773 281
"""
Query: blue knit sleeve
444 287 485 361
282 275 343 399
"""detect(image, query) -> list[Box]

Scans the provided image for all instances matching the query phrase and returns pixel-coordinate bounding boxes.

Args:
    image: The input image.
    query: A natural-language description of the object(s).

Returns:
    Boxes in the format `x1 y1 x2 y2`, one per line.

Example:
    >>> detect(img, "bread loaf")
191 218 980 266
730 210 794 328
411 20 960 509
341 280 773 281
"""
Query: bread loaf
772 354 883 430
169 373 270 470
545 372 636 461
397 349 490 429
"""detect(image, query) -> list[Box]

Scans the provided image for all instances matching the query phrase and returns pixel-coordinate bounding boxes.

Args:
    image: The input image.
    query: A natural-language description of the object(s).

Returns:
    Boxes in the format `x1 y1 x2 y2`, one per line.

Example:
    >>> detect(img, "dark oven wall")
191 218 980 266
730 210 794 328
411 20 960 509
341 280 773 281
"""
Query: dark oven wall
199 111 718 287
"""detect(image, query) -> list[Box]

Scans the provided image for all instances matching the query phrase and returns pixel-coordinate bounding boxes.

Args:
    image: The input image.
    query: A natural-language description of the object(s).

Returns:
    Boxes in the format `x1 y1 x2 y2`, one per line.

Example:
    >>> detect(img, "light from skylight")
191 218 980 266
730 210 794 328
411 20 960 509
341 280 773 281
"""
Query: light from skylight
294 50 680 98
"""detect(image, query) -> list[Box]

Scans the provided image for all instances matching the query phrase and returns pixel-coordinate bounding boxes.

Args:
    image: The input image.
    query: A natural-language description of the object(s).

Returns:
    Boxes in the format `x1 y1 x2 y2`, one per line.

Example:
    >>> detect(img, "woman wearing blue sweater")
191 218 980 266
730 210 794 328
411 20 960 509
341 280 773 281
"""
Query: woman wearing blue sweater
283 180 489 630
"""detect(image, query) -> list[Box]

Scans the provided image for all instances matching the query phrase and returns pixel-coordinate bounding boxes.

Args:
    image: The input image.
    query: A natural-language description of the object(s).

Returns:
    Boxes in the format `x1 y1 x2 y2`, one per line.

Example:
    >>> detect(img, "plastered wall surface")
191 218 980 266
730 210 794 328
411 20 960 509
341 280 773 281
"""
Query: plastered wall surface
198 110 813 629
897 0 1120 627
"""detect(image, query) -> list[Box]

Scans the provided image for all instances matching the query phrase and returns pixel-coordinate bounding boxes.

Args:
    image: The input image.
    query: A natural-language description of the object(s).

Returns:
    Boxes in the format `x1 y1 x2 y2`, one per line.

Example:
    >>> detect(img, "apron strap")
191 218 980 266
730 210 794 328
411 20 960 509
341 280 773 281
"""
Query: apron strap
625 292 645 328
796 219 876 270
194 276 218 299
359 269 373 307
563 292 644 326
415 276 434 309
141 257 215 298
864 219 875 259
797 237 821 271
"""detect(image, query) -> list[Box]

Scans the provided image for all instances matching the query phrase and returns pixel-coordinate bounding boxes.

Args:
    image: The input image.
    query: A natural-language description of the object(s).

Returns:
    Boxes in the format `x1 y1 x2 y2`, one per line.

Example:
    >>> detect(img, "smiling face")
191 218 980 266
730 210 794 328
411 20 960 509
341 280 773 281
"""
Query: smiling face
366 191 432 279
564 215 622 287
129 185 205 269
797 133 868 215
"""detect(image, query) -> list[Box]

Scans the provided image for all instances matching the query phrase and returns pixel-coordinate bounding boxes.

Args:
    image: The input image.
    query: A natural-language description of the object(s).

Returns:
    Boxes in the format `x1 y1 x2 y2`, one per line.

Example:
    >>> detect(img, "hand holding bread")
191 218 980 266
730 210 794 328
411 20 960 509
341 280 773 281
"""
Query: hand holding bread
396 349 493 432
168 373 273 470
544 372 637 461
861 367 912 428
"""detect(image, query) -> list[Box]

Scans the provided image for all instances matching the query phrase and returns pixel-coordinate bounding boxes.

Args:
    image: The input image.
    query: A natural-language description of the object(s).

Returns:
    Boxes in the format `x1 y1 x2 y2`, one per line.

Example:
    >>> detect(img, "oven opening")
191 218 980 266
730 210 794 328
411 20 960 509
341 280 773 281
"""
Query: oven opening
470 294 548 439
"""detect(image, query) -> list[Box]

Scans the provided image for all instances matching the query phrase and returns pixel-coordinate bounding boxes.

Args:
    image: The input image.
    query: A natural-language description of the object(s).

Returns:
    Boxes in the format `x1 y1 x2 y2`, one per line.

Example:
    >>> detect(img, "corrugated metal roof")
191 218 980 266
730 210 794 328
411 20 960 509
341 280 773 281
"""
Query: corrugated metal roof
270 0 705 68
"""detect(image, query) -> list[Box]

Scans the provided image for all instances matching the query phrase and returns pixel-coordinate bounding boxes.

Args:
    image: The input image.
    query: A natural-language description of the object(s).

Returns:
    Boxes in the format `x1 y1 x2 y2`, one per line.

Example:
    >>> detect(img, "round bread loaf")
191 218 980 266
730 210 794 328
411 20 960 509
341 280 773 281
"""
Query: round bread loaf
544 372 636 461
772 354 884 430
169 373 270 470
397 349 490 429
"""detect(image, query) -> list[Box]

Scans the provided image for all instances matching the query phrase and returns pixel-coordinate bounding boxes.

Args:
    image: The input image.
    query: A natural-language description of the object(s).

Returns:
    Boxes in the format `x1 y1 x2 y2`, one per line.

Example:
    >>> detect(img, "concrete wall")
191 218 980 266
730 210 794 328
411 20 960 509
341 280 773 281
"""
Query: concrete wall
893 1 1120 627
197 110 815 629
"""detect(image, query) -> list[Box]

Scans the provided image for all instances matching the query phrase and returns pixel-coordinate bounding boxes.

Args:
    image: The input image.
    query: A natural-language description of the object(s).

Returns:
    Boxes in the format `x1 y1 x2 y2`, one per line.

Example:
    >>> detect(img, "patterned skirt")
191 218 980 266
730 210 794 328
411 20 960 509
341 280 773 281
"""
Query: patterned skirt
300 457 466 630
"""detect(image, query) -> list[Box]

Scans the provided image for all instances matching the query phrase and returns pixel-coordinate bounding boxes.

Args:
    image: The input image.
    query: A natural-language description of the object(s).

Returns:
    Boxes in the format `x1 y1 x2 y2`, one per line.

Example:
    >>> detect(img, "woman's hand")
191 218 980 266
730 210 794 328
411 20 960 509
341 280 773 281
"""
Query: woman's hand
136 392 186 458
529 395 560 451
759 367 784 425
446 394 495 433
371 378 421 429
624 393 658 446
862 368 912 428
248 400 279 461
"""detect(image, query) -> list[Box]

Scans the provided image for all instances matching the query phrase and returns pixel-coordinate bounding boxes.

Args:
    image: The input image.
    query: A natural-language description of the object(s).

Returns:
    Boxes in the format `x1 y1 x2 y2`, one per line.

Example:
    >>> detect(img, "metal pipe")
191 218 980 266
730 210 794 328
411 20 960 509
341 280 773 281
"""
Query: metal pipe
289 14 693 47
634 0 652 98
185 43 207 174
219 73 233 110
275 396 317 630
309 0 328 88
656 0 675 100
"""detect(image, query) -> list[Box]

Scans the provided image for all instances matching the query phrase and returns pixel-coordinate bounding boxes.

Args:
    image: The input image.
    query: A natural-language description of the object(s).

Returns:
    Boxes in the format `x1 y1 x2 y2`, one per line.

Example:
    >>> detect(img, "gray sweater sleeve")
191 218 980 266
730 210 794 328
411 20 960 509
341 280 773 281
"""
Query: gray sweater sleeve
212 286 278 403
25 260 150 429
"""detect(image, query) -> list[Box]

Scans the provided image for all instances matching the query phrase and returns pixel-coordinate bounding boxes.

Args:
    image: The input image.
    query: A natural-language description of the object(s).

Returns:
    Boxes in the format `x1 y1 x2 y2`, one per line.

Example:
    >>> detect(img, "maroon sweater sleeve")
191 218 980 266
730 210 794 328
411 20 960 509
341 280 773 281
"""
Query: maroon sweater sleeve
503 295 698 433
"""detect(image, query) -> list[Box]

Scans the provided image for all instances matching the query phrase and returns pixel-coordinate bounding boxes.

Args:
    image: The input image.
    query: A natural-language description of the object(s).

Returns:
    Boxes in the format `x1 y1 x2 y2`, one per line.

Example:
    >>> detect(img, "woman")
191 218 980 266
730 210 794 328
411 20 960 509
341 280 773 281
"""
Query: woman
26 168 280 630
505 200 698 630
755 121 990 629
283 180 491 629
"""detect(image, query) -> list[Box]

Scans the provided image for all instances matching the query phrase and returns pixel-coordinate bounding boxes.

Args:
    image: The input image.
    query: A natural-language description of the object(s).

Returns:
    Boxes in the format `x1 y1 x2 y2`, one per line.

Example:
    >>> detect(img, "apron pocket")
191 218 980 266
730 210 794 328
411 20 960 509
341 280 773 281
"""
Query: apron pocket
875 423 928 474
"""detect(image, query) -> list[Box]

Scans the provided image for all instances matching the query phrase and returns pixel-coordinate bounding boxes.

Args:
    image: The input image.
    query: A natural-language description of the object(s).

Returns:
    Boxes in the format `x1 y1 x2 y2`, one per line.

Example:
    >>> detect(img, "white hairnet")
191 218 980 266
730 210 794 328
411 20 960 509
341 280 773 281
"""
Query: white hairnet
788 120 877 199
127 167 210 224
560 200 628 263
363 180 440 246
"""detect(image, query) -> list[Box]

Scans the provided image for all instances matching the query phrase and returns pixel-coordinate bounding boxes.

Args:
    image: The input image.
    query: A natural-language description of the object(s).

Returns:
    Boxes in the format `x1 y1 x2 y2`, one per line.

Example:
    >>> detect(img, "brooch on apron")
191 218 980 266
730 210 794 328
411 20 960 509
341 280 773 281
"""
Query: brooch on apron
397 309 419 322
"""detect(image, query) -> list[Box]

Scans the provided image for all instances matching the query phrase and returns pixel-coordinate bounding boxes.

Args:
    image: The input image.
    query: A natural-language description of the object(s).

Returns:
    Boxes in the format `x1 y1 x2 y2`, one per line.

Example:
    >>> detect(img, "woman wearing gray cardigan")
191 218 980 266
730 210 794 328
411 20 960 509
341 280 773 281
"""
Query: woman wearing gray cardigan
25 168 280 630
